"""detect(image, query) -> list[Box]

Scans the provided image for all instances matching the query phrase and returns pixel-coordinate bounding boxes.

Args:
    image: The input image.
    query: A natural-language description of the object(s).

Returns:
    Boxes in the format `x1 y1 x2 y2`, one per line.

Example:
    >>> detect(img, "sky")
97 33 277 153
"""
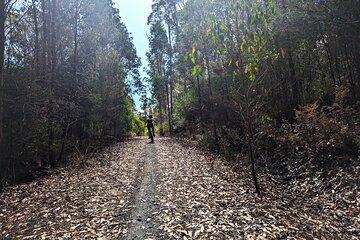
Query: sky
114 0 153 110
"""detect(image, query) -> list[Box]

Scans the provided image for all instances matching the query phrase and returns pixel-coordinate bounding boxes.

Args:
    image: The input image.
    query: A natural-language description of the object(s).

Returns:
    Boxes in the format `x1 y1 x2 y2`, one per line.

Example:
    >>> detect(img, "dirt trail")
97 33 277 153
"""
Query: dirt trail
0 137 358 239
128 138 358 239
125 143 158 240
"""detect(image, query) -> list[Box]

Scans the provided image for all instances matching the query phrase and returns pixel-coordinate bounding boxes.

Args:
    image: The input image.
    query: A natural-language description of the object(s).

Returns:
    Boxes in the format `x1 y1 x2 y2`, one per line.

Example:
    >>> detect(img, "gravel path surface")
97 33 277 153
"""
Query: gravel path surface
125 142 158 240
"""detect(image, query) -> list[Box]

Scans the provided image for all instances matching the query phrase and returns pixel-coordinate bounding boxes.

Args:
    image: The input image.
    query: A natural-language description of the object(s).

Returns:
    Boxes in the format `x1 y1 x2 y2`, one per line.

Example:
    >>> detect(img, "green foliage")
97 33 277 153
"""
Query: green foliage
131 114 146 136
173 89 195 129
0 0 140 187
259 115 274 125
145 0 360 175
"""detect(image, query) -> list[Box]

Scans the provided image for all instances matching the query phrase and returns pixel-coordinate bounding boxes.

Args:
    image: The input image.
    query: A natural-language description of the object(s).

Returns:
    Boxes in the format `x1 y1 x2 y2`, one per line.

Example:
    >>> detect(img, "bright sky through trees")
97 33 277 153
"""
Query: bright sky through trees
114 0 153 110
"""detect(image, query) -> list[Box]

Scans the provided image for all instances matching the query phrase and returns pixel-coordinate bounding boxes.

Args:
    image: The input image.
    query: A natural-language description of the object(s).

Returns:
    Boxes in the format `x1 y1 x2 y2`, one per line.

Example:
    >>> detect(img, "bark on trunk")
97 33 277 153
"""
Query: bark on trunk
204 46 219 153
46 0 58 167
344 43 357 101
325 43 336 87
280 0 299 110
248 137 261 195
31 0 40 76
0 0 6 146
167 24 173 135
73 0 79 80
245 105 261 196
196 75 203 125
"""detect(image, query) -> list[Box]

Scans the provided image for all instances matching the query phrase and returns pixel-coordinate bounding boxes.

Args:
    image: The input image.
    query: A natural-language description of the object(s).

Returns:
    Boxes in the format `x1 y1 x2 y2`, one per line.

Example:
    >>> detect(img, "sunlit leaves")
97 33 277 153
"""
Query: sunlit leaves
190 45 197 65
230 0 278 81
188 45 203 77
191 65 202 77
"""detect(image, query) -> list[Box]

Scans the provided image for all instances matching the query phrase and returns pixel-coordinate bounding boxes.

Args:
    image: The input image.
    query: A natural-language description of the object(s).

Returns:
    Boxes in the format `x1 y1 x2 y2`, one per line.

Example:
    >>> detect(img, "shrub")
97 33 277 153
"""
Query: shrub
294 103 359 165
131 115 146 136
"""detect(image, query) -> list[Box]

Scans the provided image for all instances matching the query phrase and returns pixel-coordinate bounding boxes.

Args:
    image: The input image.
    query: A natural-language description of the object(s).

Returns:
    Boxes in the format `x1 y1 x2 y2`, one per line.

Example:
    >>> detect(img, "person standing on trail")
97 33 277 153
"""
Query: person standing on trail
147 115 155 143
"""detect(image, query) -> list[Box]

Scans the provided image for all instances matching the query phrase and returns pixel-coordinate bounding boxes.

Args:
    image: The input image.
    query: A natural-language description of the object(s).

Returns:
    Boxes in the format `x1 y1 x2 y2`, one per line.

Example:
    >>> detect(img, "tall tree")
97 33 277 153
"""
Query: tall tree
0 0 141 187
147 21 169 135
0 0 6 146
146 0 360 194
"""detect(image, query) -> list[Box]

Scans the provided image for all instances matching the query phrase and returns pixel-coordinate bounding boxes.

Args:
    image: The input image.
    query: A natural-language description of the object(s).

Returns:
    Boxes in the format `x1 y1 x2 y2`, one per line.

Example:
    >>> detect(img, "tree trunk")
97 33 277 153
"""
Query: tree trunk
0 0 5 146
344 43 357 101
163 61 171 135
158 101 164 136
287 41 299 109
245 106 261 196
47 0 58 168
248 137 260 195
73 0 79 80
31 0 40 77
57 123 69 162
334 53 342 85
280 0 299 110
165 77 171 135
325 43 336 87
167 24 173 135
196 75 203 124
204 46 219 152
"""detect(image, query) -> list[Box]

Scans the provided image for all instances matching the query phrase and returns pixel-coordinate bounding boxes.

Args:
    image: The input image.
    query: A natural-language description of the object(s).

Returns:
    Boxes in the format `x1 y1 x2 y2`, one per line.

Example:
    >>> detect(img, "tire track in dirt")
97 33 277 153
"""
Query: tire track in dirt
124 142 158 240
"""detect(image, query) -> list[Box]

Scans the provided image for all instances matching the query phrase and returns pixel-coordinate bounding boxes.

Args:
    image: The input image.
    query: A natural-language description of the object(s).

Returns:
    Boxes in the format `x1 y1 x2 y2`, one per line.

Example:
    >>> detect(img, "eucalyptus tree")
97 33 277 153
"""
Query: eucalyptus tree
0 0 140 188
148 0 183 135
144 0 360 195
0 0 6 147
147 21 169 135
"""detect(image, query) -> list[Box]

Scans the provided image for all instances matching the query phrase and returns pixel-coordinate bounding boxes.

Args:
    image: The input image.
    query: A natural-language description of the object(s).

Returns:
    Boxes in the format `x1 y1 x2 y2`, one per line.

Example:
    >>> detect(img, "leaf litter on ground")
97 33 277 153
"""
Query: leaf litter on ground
0 140 144 239
0 137 359 239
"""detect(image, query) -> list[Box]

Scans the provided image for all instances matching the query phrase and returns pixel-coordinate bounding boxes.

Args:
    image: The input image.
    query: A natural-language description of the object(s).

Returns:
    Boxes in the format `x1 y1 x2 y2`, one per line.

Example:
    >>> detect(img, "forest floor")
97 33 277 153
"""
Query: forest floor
0 137 359 239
